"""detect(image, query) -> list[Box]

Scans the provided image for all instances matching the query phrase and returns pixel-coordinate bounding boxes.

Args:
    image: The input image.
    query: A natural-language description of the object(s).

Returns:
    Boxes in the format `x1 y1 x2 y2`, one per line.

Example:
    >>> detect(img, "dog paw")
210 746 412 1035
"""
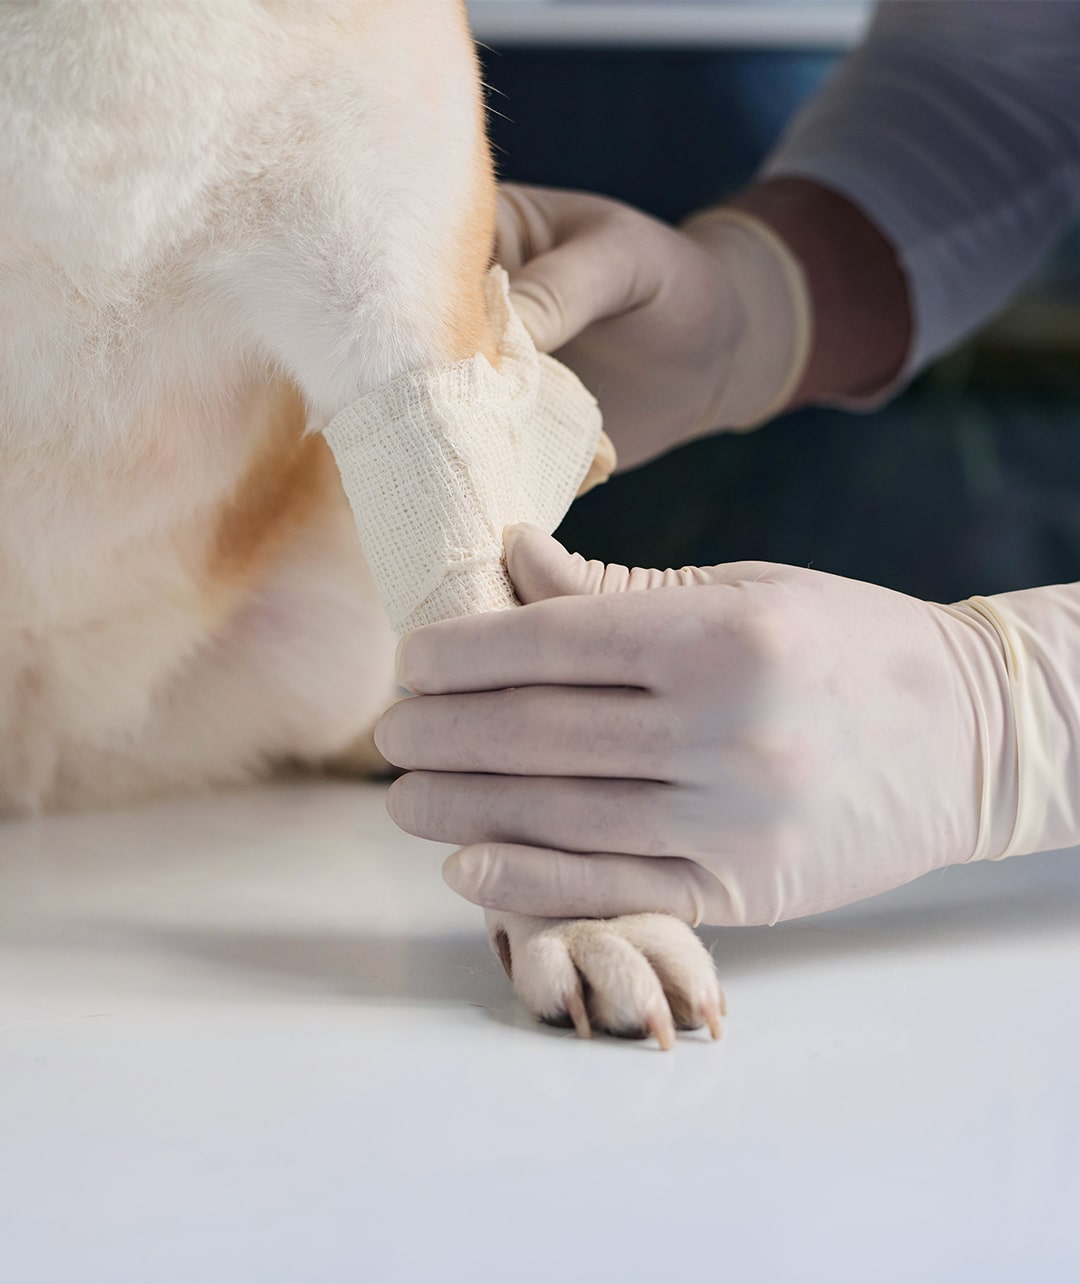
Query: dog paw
485 910 725 1050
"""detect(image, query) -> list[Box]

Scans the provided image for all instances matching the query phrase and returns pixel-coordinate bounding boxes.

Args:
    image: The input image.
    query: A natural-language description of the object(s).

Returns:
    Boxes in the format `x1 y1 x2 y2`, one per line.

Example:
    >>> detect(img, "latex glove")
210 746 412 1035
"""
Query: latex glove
376 525 1080 927
496 183 811 470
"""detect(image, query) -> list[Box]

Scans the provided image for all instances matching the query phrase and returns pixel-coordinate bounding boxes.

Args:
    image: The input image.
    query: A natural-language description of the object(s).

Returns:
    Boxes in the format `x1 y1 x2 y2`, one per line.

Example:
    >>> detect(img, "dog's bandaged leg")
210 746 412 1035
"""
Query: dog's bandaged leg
323 270 725 1050
324 267 606 636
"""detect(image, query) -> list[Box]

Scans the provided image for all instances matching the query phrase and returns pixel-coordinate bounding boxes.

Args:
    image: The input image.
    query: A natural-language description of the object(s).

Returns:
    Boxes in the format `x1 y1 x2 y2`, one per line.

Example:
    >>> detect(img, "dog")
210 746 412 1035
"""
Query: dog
0 0 722 1046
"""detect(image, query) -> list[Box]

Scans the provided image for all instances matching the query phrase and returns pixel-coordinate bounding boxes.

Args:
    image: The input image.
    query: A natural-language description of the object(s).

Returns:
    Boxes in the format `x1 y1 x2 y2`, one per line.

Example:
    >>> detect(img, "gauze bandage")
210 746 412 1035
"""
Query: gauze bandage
324 267 604 636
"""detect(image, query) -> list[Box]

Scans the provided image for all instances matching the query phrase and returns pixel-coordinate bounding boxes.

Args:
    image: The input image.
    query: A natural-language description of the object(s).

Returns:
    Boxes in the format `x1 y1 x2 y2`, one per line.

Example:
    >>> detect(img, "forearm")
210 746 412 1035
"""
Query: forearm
730 1 1080 407
725 177 911 408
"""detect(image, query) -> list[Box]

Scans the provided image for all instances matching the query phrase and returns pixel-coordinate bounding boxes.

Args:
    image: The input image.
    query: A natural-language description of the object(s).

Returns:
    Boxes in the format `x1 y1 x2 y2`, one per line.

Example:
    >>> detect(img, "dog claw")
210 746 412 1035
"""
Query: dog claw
703 1000 724 1041
647 1006 677 1052
563 988 592 1040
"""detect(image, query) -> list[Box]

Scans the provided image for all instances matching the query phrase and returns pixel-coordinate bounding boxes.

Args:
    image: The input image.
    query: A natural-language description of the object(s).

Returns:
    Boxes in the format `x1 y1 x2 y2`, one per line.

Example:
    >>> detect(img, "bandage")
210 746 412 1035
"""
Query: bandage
324 267 604 636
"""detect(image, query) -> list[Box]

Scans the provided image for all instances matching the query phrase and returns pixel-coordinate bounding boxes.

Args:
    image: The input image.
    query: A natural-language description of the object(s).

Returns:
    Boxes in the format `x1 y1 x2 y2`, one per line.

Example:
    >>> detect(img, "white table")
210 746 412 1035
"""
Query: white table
467 2 871 48
2 780 1077 1283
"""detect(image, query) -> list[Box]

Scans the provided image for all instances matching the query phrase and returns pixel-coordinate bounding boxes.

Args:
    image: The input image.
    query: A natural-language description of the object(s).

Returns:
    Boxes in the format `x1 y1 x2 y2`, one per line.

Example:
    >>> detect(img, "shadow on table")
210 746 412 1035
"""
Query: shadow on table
56 921 511 1006
699 849 1080 978
55 849 1080 1010
15 918 572 1037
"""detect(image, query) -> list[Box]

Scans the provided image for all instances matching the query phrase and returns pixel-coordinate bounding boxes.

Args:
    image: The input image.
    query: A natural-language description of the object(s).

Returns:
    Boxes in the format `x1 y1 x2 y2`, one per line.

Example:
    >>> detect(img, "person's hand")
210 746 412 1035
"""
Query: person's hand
497 184 811 470
374 525 1023 927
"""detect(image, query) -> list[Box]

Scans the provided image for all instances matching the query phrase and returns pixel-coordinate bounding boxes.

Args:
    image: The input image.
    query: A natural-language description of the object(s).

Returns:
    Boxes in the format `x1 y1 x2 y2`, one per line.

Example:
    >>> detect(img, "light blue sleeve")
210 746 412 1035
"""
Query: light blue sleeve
764 0 1080 380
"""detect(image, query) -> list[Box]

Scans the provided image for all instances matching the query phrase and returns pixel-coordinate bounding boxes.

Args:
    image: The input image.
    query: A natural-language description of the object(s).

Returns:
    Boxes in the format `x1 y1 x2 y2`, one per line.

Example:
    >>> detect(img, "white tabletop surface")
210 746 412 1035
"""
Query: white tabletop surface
2 779 1077 1283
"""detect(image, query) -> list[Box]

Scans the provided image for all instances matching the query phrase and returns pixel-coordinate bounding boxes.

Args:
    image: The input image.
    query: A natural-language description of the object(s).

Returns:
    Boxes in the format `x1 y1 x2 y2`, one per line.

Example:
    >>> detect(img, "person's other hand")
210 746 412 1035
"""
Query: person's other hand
496 184 810 470
375 525 1019 927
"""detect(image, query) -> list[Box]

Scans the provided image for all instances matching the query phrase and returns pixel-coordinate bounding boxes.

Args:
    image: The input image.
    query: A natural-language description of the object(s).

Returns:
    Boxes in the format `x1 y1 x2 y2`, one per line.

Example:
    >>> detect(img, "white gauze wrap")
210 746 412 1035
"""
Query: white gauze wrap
323 268 603 636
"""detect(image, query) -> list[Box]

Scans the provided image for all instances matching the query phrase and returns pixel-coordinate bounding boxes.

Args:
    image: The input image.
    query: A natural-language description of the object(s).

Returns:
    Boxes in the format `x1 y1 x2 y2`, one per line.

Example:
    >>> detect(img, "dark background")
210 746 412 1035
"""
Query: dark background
479 45 1080 601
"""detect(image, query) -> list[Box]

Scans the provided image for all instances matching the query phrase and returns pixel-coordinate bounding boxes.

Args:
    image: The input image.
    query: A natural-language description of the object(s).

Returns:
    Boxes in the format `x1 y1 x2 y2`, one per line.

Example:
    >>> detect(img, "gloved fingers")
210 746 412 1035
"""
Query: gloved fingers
396 592 666 694
504 523 769 602
443 843 738 926
495 182 558 272
386 771 695 857
496 184 663 354
374 685 675 780
496 183 638 272
503 524 610 600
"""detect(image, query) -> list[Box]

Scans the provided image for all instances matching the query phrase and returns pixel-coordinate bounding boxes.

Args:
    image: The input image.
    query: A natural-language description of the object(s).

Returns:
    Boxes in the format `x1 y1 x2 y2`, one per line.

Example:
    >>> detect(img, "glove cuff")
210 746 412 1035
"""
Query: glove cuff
963 595 1059 861
679 207 813 431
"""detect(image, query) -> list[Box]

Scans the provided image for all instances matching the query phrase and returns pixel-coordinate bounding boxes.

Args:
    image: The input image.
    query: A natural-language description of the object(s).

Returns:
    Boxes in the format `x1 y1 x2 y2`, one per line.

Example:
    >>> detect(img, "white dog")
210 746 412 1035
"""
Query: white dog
0 0 723 1046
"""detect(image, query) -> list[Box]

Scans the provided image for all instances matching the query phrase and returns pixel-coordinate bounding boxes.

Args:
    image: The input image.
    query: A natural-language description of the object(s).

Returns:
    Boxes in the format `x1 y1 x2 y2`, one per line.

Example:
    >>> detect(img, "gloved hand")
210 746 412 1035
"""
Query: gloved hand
375 525 1078 927
496 184 811 470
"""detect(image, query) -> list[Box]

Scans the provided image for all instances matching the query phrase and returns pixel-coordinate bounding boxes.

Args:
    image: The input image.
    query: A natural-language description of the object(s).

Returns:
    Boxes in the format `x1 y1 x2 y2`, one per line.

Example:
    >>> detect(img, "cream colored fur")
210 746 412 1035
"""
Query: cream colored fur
0 0 721 1043
0 0 486 810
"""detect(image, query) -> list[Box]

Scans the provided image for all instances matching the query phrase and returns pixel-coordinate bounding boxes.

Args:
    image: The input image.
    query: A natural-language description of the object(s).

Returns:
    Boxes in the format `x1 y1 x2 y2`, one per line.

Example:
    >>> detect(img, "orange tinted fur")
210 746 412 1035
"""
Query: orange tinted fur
204 381 334 596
